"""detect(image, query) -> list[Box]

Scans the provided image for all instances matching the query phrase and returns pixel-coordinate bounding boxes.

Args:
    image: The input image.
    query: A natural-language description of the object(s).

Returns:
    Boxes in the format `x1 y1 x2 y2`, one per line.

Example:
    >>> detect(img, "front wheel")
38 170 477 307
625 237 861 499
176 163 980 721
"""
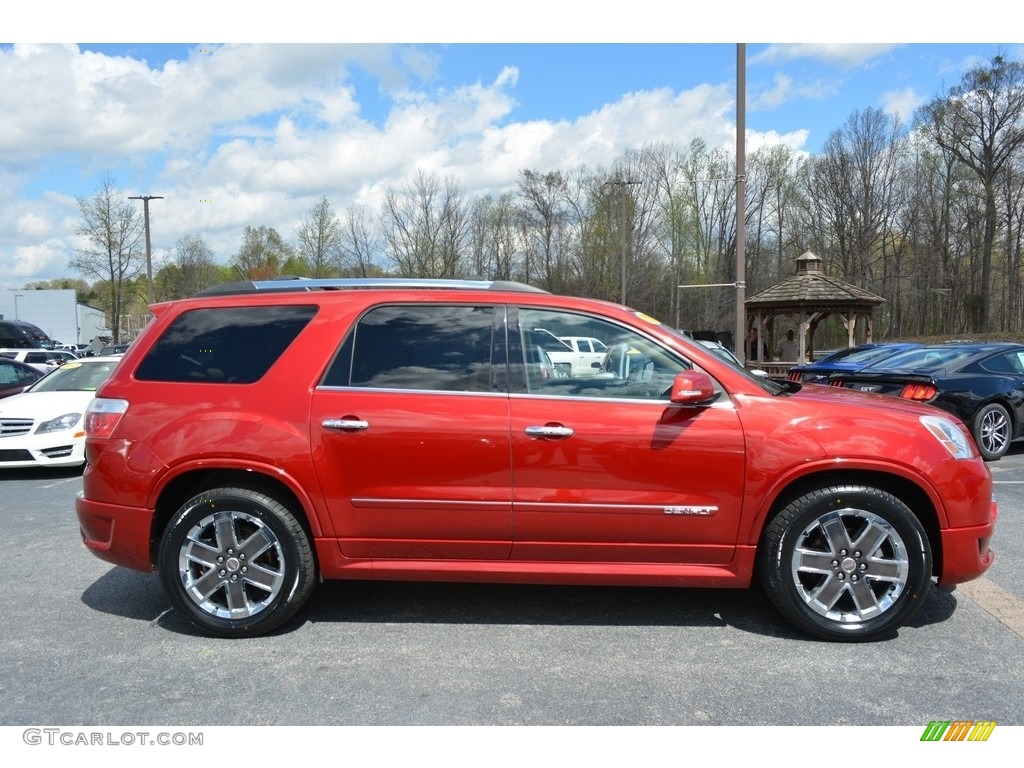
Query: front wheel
758 485 931 642
972 402 1012 461
158 487 316 637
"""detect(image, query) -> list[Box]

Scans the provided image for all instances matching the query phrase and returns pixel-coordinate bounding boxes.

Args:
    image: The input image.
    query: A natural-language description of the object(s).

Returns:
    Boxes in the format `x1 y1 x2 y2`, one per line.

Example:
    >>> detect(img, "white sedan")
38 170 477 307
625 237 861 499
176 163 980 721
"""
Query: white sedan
0 357 120 469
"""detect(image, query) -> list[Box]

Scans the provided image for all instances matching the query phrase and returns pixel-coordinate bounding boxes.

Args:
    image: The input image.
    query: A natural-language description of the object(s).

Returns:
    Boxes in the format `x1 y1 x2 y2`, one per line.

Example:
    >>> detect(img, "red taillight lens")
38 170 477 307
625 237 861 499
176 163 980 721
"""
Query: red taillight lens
84 398 129 438
899 383 937 401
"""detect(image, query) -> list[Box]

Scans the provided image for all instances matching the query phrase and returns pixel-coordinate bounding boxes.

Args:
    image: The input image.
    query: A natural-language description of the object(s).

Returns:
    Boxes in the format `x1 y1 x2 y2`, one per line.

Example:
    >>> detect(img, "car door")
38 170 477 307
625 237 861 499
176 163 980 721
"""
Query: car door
310 303 513 560
508 307 746 564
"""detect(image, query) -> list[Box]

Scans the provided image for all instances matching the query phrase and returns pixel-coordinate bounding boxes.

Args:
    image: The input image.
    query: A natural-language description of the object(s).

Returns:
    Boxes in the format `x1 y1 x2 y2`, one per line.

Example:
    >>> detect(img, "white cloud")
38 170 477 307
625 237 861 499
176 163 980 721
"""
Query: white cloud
747 129 811 155
880 87 924 124
749 72 841 111
2 241 69 280
0 43 837 289
16 212 50 238
752 44 898 70
0 43 412 161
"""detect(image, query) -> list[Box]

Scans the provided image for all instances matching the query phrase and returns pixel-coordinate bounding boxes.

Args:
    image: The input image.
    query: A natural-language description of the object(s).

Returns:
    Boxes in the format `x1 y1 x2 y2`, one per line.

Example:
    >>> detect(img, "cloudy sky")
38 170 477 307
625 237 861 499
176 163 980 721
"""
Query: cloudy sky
1 2 1018 292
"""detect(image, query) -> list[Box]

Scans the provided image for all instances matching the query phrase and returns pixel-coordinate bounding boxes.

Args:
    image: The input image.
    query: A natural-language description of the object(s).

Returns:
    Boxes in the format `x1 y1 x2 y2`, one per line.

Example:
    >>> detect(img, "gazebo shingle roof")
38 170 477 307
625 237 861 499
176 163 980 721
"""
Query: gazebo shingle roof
745 251 884 312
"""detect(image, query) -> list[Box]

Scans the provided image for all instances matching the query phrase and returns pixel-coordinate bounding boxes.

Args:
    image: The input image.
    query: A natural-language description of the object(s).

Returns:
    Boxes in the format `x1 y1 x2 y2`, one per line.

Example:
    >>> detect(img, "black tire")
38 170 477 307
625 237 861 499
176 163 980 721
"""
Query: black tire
758 485 931 642
158 487 316 637
971 402 1012 461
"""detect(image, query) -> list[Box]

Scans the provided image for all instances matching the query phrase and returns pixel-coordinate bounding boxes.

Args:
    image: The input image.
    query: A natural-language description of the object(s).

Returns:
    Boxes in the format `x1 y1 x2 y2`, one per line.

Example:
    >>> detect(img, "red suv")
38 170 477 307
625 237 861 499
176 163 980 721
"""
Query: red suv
76 278 997 641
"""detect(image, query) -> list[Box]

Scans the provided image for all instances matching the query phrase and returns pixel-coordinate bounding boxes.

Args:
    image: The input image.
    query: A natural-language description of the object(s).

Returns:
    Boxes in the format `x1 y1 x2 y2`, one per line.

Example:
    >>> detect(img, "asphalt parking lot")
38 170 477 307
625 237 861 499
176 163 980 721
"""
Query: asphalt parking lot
1 451 1022 728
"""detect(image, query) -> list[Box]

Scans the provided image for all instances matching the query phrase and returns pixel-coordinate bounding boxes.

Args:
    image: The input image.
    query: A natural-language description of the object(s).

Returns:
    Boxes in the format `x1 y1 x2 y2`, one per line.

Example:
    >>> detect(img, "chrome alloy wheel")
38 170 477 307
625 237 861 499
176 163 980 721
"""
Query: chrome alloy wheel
979 407 1011 457
177 509 286 620
789 508 910 623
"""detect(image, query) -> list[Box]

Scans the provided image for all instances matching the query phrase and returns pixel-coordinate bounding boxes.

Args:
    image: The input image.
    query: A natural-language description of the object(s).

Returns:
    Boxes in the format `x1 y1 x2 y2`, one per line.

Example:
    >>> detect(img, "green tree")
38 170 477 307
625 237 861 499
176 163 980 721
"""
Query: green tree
232 226 293 281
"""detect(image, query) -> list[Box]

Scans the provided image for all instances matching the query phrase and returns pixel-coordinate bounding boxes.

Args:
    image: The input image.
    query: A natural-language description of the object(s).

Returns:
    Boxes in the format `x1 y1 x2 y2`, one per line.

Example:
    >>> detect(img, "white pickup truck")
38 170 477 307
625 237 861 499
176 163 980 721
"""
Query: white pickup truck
530 329 608 377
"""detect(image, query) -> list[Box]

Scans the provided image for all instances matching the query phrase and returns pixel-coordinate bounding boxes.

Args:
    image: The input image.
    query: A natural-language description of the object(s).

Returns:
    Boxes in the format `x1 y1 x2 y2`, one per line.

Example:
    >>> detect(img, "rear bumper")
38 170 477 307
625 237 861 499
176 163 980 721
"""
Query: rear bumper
938 500 997 586
75 492 155 572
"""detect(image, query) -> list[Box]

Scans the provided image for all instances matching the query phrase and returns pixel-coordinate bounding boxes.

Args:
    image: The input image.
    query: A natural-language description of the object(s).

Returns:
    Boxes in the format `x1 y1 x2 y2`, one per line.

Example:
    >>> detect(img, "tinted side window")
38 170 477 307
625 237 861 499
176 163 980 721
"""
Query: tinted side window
0 362 36 384
981 351 1024 374
135 305 317 383
325 305 495 392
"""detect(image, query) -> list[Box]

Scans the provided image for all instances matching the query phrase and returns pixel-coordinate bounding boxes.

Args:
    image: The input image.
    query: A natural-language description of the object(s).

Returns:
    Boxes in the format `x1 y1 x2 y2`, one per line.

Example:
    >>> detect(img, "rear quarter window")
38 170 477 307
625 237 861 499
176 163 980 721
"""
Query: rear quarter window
134 305 317 383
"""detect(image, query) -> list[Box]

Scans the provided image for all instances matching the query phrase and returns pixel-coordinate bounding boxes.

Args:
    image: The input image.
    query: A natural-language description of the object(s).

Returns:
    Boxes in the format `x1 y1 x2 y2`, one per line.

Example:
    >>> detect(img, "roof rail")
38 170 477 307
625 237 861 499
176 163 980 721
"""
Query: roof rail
195 277 549 297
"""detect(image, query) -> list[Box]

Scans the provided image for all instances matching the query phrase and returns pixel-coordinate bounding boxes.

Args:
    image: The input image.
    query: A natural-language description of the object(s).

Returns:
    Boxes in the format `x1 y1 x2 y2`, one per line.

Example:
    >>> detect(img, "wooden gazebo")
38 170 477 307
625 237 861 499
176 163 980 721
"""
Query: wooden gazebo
744 251 885 373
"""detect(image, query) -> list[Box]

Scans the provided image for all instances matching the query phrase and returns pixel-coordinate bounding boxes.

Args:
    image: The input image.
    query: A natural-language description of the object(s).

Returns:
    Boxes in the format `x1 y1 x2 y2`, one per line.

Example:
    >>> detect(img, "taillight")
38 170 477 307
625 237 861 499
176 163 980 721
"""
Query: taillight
84 398 129 438
900 383 937 401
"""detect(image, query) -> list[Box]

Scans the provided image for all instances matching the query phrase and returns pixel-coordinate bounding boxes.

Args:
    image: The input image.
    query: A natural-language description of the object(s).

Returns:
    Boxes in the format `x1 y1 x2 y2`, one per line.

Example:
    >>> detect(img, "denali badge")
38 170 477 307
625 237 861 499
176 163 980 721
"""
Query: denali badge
664 506 718 516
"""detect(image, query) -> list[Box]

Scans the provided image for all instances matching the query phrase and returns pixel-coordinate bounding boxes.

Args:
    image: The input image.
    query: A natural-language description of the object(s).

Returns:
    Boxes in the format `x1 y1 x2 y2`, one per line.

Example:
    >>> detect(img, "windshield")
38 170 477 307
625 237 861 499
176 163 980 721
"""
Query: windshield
839 345 912 364
29 360 118 392
668 328 787 394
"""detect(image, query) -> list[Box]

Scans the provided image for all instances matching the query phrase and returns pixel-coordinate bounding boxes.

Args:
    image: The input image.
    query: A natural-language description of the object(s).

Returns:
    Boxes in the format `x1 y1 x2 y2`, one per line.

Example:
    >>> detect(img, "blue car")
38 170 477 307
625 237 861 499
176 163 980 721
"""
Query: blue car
787 342 922 383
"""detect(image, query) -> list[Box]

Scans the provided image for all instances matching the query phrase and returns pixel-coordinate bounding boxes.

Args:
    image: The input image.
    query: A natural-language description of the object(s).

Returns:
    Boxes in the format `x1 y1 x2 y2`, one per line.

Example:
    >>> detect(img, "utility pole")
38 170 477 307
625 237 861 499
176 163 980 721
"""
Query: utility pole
128 194 163 305
735 43 747 364
606 178 641 305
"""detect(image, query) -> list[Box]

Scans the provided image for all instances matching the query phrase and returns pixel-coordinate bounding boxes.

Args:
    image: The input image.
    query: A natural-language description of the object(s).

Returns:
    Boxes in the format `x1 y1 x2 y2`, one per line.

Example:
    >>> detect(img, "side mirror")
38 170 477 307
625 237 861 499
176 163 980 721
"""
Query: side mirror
669 370 718 405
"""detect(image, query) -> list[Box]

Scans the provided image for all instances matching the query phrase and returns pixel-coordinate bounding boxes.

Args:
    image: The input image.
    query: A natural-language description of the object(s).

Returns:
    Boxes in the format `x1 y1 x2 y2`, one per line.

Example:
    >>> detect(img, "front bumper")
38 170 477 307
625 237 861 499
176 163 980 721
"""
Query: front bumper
0 433 86 468
938 500 997 586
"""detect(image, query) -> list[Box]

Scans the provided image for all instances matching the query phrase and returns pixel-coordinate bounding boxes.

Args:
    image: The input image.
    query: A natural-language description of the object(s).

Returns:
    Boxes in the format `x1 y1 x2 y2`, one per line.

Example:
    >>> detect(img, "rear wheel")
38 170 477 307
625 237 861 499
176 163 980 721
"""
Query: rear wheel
758 485 931 641
972 402 1011 461
158 487 316 637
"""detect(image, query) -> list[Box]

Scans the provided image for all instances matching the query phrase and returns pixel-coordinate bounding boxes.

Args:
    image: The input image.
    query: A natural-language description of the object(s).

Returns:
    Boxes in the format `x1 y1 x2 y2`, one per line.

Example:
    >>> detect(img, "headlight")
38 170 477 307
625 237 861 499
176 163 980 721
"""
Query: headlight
35 413 83 434
920 414 975 459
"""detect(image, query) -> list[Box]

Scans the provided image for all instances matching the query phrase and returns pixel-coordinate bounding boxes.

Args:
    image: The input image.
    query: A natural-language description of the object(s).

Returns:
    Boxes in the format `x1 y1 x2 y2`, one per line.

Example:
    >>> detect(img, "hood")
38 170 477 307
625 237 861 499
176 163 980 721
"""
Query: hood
0 389 96 420
789 380 942 419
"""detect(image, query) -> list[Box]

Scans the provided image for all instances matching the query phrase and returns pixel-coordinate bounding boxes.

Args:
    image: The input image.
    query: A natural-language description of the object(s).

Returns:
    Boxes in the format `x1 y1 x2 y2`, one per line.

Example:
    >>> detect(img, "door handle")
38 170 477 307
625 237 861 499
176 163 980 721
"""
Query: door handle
524 425 574 439
322 418 369 431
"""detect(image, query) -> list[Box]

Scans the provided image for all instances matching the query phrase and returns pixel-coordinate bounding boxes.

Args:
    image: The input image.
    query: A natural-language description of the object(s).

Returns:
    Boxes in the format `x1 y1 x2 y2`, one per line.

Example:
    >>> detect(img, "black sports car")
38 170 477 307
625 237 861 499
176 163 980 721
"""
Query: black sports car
827 341 1024 461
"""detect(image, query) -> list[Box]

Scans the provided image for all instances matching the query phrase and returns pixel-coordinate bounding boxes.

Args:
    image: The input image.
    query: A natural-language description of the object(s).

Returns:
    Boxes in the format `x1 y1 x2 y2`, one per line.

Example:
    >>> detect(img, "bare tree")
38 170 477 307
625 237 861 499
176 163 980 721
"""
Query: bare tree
295 196 343 278
918 54 1024 331
340 204 383 277
172 233 219 297
746 144 805 284
69 176 144 343
561 166 615 299
612 150 662 312
382 170 470 278
466 191 519 280
518 169 573 292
